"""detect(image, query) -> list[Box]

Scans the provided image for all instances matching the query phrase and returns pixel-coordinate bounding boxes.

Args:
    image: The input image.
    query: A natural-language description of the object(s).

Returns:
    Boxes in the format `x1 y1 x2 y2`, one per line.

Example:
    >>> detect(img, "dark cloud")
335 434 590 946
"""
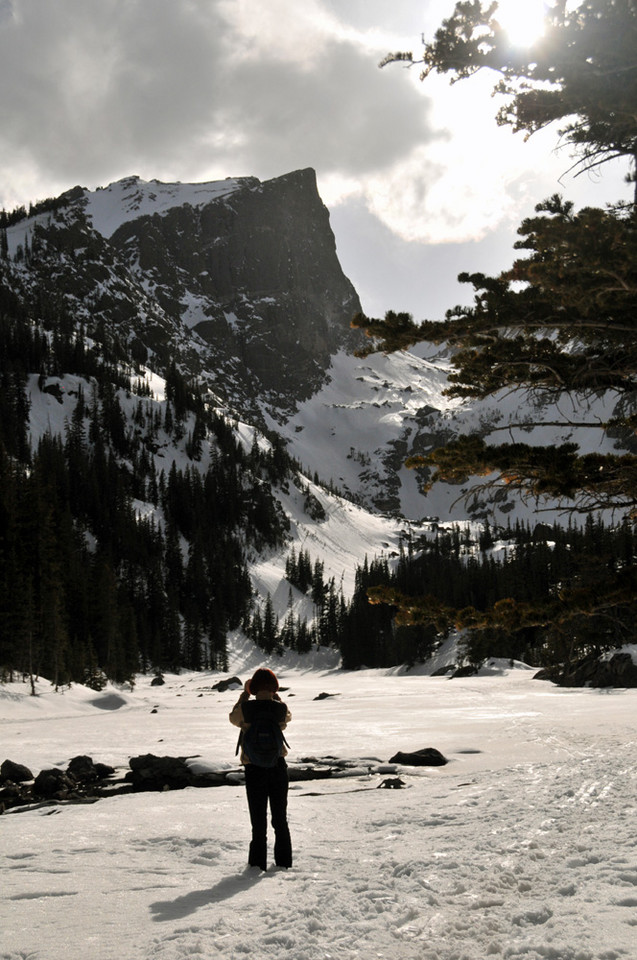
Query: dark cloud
215 39 436 179
0 1 232 185
0 0 435 195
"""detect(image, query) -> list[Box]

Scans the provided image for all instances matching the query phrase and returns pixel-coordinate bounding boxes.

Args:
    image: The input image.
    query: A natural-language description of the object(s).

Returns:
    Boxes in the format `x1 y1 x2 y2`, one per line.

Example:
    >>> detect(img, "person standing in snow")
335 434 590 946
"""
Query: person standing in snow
229 667 292 871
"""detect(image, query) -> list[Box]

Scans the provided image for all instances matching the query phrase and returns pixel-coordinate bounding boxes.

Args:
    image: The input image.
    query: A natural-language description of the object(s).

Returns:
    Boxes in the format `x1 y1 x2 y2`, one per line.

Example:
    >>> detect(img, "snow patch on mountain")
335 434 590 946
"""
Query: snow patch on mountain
276 344 630 524
83 175 247 238
252 480 416 618
274 347 460 516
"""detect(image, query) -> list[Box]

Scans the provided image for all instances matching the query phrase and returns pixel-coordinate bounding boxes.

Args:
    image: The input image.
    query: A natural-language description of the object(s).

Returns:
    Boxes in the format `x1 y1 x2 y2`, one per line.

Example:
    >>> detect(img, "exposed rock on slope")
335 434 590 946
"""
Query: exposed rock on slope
5 168 632 522
103 170 360 404
4 169 362 426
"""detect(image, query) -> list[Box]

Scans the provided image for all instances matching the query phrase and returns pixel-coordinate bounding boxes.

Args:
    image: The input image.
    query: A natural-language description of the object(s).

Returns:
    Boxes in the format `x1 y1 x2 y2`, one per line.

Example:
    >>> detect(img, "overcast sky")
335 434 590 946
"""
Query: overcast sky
0 0 631 318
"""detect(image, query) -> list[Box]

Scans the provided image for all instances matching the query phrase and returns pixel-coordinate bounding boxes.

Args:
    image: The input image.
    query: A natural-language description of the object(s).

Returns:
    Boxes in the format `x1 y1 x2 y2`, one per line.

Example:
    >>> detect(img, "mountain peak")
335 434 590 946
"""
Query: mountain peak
79 169 324 242
4 167 361 423
82 174 251 239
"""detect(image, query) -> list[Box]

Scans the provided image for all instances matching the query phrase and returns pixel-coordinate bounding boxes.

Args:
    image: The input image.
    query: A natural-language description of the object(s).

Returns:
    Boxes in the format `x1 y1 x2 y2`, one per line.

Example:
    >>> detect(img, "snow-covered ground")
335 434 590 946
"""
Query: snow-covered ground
2 647 636 960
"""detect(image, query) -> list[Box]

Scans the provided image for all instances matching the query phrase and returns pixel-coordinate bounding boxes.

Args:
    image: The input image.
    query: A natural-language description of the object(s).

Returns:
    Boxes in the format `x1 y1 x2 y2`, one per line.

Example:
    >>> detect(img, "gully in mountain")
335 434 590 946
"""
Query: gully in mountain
229 668 293 871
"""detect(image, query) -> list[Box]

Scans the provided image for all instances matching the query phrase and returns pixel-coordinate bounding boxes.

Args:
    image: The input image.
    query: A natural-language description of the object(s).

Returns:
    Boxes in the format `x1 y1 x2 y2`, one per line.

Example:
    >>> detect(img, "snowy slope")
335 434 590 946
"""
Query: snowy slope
25 365 429 624
23 345 621 641
250 481 419 620
4 176 247 257
83 175 248 239
275 347 465 519
277 346 629 523
1 661 636 960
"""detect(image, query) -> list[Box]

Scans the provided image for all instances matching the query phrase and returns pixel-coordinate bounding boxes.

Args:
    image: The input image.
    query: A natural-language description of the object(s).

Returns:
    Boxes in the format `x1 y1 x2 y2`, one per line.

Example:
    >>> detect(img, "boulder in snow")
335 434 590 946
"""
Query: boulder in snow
67 754 114 783
34 768 76 799
389 748 448 767
126 754 195 791
1 759 34 783
212 676 243 692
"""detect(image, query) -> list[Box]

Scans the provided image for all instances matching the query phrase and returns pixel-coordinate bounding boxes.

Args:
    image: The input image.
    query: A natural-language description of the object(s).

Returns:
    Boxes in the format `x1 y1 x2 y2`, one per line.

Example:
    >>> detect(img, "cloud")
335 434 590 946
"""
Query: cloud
218 41 438 179
0 1 233 187
2 0 624 256
0 0 436 206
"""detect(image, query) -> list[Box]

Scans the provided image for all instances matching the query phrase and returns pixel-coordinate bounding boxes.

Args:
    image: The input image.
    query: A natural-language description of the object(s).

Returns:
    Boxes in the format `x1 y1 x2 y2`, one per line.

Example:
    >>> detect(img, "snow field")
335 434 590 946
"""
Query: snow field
1 662 636 960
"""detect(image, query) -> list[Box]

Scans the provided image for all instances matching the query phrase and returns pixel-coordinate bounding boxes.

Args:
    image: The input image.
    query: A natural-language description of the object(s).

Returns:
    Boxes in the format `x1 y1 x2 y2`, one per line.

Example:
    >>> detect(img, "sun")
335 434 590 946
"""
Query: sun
494 0 546 47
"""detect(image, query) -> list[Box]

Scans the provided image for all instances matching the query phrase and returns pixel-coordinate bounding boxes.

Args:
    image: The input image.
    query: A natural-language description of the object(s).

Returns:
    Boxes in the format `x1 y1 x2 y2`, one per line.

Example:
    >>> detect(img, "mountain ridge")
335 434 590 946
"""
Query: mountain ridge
4 166 633 524
5 168 362 428
2 167 636 684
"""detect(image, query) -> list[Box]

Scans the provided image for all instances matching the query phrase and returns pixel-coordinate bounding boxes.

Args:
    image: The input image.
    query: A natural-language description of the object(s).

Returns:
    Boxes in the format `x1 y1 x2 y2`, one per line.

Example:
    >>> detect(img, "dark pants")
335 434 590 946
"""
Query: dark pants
243 758 292 870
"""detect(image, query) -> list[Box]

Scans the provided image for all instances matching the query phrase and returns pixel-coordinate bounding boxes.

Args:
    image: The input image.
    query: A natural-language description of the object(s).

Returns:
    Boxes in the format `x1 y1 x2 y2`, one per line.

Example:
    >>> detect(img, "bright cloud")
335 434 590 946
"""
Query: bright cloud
0 0 433 201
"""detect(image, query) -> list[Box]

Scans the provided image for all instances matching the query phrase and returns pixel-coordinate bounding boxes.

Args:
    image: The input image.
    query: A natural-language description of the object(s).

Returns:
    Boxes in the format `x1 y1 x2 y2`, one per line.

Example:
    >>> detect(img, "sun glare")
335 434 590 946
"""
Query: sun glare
495 0 546 47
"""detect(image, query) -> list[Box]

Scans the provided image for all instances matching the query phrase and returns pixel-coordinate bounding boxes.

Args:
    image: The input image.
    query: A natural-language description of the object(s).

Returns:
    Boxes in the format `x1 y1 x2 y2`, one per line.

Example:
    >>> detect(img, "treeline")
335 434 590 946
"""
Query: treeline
3 235 635 682
246 548 438 668
250 521 637 670
0 305 291 687
1 195 79 261
0 193 73 230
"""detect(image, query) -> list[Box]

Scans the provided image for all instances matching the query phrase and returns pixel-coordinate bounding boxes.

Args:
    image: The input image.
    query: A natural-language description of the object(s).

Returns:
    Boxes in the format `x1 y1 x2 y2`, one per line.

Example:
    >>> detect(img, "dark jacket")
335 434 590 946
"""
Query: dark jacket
229 692 291 764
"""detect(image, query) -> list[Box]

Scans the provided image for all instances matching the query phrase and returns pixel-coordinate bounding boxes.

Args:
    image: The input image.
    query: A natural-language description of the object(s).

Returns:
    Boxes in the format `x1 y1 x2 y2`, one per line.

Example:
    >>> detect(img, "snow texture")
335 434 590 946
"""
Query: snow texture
83 175 245 239
2 648 636 960
274 347 628 524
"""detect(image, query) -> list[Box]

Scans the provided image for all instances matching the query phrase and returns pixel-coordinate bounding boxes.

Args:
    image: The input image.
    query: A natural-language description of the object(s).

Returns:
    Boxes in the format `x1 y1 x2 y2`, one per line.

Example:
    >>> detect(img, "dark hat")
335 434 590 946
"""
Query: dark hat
248 668 279 695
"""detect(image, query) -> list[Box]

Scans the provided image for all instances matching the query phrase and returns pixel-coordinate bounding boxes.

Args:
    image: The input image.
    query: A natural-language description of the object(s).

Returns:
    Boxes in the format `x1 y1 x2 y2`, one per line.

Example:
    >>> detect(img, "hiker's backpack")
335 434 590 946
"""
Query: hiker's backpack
239 700 289 768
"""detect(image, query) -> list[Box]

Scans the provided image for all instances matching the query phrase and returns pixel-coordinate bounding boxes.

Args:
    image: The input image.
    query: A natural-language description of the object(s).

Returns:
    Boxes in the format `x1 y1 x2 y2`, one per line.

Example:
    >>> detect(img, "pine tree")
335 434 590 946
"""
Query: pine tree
261 594 279 655
350 0 637 657
381 0 637 199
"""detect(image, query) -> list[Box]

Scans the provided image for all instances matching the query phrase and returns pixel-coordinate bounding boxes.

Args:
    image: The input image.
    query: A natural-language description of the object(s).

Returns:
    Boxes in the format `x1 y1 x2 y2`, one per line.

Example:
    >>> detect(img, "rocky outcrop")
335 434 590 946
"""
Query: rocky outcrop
125 754 220 791
2 169 362 429
102 169 362 419
534 652 637 688
1 748 448 811
0 755 117 812
389 748 448 767
1 759 33 783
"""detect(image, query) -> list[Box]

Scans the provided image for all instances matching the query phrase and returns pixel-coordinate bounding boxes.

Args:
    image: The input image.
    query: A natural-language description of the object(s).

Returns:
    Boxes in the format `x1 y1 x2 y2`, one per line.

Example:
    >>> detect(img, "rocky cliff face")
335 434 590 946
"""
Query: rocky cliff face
92 169 362 420
103 170 359 416
4 169 362 425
